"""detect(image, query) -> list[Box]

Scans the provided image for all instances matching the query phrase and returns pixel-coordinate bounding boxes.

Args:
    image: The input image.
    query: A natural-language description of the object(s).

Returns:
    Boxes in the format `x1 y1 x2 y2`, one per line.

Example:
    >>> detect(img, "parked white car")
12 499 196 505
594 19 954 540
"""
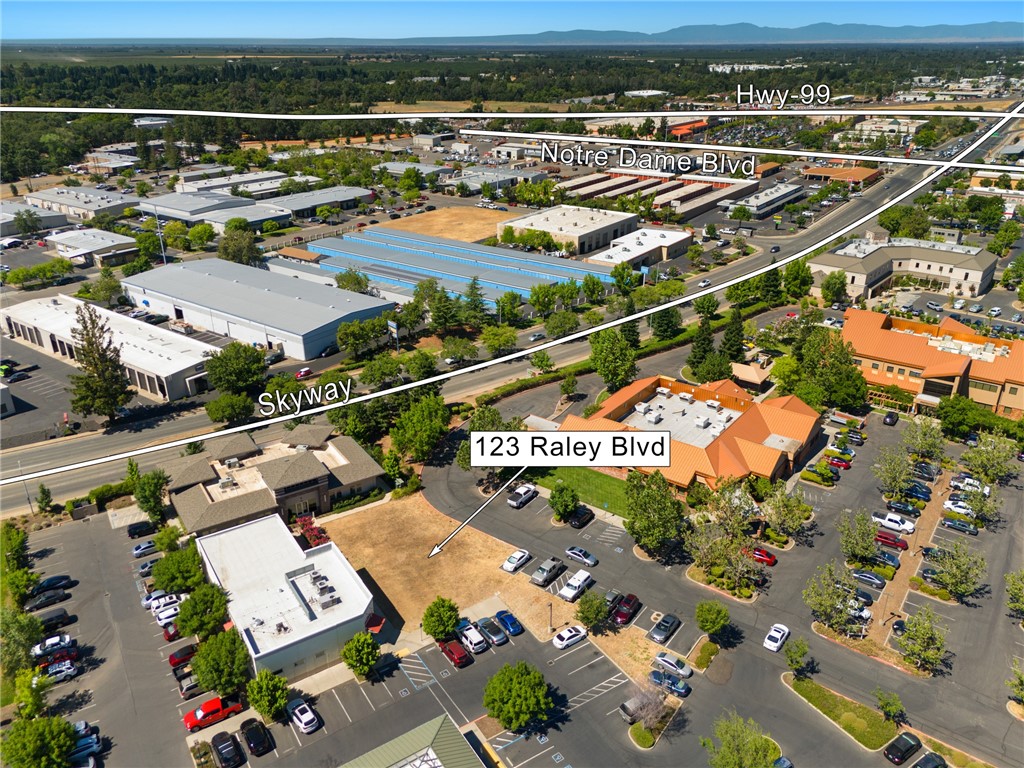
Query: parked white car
286 698 320 734
552 625 587 650
762 623 790 653
557 569 591 602
141 590 169 610
501 549 531 573
155 604 182 628
31 634 73 659
150 593 185 615
872 511 916 534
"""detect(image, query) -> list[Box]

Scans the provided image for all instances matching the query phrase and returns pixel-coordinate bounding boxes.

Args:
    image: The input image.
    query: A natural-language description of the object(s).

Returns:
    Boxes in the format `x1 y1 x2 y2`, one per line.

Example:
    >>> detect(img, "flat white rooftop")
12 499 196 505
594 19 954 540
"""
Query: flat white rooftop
590 228 691 264
197 515 373 658
46 228 136 252
620 389 743 449
25 188 142 211
506 205 637 236
235 174 322 195
1 295 218 377
181 170 286 192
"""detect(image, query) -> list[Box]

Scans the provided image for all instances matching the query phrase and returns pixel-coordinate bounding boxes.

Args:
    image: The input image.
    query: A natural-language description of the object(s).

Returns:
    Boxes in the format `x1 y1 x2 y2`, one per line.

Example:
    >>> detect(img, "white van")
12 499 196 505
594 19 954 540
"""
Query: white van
558 570 591 602
925 301 943 312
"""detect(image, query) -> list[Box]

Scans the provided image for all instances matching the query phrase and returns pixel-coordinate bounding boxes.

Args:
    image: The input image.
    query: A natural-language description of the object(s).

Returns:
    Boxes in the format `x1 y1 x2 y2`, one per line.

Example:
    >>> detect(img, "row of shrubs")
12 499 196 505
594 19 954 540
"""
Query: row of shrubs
330 487 386 514
800 470 834 487
694 640 720 670
706 566 756 598
909 576 953 601
297 515 329 547
943 511 984 528
64 478 135 513
851 560 897 582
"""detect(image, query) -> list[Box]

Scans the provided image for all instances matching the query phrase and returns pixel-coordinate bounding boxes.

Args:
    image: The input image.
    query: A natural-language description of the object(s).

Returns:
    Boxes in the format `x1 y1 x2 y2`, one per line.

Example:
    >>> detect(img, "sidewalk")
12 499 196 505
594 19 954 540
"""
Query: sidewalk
531 483 626 531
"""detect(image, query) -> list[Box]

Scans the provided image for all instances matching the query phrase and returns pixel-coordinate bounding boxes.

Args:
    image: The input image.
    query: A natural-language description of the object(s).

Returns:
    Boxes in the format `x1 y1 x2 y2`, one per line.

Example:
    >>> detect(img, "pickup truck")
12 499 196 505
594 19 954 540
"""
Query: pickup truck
530 557 564 587
183 696 244 732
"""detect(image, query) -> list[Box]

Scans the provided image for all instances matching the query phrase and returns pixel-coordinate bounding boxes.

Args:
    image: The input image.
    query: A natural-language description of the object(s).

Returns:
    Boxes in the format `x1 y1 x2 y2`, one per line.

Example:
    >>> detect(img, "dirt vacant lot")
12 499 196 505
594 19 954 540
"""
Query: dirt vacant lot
322 494 583 645
379 207 521 243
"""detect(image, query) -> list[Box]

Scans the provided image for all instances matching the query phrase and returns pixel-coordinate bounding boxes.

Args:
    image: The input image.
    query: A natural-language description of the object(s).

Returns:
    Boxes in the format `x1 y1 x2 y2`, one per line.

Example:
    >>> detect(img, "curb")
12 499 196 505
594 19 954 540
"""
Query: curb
780 672 882 753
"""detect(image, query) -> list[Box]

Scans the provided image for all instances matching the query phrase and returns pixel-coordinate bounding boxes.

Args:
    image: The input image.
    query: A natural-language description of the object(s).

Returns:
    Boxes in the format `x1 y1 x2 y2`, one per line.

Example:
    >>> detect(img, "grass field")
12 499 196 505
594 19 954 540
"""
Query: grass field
527 466 630 517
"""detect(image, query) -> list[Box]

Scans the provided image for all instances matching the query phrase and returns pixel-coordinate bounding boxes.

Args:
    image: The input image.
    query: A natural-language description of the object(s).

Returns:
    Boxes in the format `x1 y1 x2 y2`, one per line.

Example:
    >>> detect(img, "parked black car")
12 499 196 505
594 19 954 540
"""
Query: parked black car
211 731 244 768
241 718 273 757
568 508 595 529
883 411 899 426
25 589 69 612
32 575 73 596
127 521 156 539
883 733 922 765
886 500 920 518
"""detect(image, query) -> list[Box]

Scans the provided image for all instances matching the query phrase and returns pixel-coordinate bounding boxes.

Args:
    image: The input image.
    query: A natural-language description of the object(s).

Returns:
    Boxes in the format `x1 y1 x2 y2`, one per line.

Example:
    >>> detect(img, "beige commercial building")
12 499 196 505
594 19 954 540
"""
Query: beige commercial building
500 205 638 255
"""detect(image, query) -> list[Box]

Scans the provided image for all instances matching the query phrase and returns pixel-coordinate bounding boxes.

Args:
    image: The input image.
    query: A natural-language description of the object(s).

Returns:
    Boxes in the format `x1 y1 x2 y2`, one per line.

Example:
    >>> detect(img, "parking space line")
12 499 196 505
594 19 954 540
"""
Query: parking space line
433 679 469 724
506 746 555 768
628 608 648 628
359 684 376 711
551 641 591 663
567 656 605 675
427 685 454 722
333 689 352 722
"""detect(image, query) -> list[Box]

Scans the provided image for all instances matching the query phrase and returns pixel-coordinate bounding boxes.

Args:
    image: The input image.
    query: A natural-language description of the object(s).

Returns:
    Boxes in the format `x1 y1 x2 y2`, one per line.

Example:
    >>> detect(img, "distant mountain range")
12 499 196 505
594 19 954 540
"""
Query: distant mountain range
11 21 1024 46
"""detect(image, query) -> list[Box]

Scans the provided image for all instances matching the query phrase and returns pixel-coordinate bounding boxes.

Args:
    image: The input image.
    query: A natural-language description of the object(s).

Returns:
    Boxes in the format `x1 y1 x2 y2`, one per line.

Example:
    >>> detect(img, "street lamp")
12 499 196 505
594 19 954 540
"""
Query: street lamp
18 460 32 513
154 217 167 265
548 602 553 634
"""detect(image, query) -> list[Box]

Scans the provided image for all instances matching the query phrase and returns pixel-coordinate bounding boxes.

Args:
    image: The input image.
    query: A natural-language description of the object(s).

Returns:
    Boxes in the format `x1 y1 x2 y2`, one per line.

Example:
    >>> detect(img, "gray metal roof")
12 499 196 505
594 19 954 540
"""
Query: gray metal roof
342 714 484 768
137 192 254 216
121 259 391 336
272 186 374 212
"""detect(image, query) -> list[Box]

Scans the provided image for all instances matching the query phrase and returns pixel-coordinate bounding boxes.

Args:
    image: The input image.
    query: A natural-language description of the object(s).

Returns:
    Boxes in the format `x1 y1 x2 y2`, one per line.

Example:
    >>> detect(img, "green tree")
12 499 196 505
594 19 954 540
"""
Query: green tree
900 417 946 463
341 631 381 679
360 352 403 390
531 350 555 373
582 273 605 304
549 484 580 523
0 716 77 768
836 510 876 564
802 561 855 634
933 541 986 602
1006 659 1024 703
694 351 733 384
590 329 637 392
335 267 370 294
13 667 50 720
529 283 558 316
390 394 448 462
687 315 715 370
560 373 577 398
13 209 42 237
896 604 947 672
422 596 460 640
205 392 255 424
651 306 681 341
820 270 849 305
760 263 784 305
962 432 1019 485
783 258 813 299
873 446 913 498
619 296 640 347
800 328 867 411
495 291 523 327
152 523 182 553
480 324 517 357
152 542 206 594
176 583 229 641
575 590 609 629
873 688 905 723
695 600 730 640
760 482 810 538
611 262 638 294
461 277 489 329
700 709 776 768
68 303 132 421
483 661 553 731
693 294 720 319
784 636 810 678
224 217 251 233
442 336 478 364
188 223 216 249
218 229 262 266
121 254 154 276
0 607 42 680
246 669 290 720
720 308 744 362
34 484 53 514
1005 570 1024 619
192 628 250 696
205 342 266 394
624 470 684 554
135 470 169 524
730 205 753 222
545 310 579 339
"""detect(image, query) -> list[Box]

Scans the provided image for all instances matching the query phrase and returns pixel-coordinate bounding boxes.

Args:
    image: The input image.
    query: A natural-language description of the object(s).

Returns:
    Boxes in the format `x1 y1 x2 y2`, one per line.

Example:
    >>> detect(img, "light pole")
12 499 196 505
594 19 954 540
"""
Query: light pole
548 602 553 634
155 217 167 265
18 460 32 513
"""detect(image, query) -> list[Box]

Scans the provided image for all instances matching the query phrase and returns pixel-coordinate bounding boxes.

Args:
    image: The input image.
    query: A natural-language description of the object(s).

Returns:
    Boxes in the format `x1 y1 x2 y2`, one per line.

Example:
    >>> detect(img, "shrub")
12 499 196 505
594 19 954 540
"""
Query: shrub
629 722 655 748
943 511 983 528
764 527 789 545
800 470 832 486
330 487 385 513
709 566 725 578
582 403 601 418
392 473 422 499
737 587 753 599
88 480 134 509
64 497 91 513
694 640 719 669
908 576 952 601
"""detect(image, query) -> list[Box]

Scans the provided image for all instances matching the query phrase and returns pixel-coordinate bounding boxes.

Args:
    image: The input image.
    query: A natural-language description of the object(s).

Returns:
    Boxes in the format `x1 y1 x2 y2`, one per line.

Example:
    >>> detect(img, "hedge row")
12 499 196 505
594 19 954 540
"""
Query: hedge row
800 470 833 487
909 576 953 601
694 640 720 670
942 511 984 528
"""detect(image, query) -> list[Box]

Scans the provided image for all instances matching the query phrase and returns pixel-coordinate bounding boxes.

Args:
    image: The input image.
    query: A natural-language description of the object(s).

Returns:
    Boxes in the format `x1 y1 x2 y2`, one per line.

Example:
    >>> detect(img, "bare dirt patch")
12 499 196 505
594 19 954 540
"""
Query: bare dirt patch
379 207 521 243
589 627 663 683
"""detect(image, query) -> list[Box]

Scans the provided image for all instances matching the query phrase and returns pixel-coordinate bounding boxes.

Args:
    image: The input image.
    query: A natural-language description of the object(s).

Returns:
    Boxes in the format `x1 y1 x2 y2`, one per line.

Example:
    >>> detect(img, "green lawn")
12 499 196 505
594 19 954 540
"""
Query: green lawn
790 676 897 749
526 466 630 517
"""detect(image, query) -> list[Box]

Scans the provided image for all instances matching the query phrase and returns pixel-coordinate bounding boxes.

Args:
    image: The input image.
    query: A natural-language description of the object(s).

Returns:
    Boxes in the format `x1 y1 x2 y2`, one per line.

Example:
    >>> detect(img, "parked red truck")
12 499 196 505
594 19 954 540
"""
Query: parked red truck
183 696 243 732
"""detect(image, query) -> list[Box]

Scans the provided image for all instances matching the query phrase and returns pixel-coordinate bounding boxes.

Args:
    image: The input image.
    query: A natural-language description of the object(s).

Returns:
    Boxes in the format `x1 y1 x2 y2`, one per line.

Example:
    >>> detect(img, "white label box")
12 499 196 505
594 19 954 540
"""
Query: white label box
470 431 671 468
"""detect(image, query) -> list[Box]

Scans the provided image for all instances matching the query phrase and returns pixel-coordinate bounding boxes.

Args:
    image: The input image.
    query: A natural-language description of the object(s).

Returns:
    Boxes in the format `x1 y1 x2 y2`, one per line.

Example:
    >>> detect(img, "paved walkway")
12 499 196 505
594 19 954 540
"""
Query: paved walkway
531 482 626 531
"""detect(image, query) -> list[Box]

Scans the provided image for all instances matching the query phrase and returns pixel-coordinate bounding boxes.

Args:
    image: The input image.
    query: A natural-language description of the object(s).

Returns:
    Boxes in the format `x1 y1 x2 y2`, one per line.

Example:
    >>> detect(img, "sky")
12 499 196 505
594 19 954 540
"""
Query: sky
0 1 1018 40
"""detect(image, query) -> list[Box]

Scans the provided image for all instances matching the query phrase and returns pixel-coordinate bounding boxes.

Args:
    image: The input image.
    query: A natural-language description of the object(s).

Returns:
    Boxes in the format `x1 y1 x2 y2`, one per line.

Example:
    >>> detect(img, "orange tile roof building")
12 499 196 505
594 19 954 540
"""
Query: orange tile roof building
800 166 882 185
559 375 820 491
841 308 1024 418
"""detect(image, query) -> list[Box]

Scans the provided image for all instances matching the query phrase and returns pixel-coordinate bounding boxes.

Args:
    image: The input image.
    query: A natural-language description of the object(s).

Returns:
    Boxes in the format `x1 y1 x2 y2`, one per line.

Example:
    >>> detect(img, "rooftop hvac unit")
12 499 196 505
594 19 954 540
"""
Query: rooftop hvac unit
655 386 671 396
217 476 235 489
645 411 662 424
706 399 721 410
224 457 239 469
694 415 711 429
634 402 652 415
679 392 694 404
318 595 341 610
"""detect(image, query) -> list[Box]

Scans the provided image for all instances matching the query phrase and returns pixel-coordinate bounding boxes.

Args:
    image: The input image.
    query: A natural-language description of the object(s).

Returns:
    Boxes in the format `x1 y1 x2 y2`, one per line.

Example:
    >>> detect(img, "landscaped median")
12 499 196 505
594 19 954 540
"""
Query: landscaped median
685 565 758 602
782 673 896 750
811 622 930 677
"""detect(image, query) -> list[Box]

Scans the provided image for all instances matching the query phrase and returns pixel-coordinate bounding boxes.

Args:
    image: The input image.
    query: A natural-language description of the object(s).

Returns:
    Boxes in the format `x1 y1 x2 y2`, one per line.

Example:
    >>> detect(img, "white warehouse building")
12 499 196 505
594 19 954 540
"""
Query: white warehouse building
120 259 391 361
197 515 375 681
